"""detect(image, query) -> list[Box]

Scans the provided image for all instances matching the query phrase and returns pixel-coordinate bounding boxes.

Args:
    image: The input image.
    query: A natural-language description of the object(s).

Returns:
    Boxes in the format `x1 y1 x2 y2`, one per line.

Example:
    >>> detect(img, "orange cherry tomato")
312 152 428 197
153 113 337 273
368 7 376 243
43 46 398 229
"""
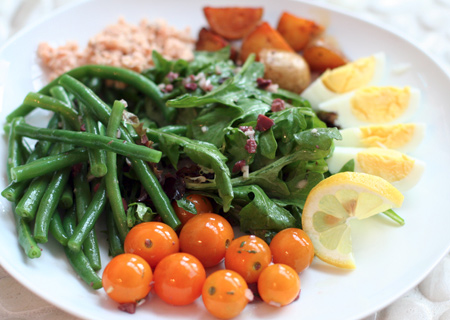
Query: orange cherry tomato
179 213 234 267
257 263 300 307
202 269 253 319
102 253 152 304
225 235 271 283
270 228 314 273
153 252 206 306
172 194 213 226
124 221 179 268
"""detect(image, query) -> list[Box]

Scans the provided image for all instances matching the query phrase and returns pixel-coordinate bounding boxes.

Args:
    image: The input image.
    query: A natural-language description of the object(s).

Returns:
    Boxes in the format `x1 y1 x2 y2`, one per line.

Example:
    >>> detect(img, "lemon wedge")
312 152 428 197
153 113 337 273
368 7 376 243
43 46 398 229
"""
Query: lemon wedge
301 172 404 269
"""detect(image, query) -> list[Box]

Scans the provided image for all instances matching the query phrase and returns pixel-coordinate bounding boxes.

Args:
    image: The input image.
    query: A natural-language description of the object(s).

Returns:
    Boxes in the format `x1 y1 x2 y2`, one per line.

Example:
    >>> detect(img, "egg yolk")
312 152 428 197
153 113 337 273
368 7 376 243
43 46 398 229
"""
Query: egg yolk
351 86 411 123
357 148 415 182
360 124 416 149
321 56 375 93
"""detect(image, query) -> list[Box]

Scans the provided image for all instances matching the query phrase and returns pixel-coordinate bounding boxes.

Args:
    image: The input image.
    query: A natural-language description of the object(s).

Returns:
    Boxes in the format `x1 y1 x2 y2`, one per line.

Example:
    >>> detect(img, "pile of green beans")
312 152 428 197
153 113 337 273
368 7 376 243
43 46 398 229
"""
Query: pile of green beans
2 66 182 289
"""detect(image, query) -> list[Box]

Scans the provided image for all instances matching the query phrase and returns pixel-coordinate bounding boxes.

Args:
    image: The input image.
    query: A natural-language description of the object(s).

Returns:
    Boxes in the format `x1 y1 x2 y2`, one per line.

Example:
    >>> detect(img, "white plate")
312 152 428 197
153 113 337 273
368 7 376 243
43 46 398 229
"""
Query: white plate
1 0 450 319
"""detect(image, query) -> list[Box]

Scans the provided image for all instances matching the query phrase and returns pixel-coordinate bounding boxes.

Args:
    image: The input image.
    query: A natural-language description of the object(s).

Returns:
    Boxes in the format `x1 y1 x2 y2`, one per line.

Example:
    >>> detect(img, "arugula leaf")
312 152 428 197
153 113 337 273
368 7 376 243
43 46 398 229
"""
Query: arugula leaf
143 50 189 83
257 128 277 160
223 127 254 170
338 159 355 172
166 54 263 109
235 98 271 123
147 128 233 211
270 107 308 155
126 202 157 228
188 47 232 74
188 104 243 147
176 197 198 215
233 185 296 233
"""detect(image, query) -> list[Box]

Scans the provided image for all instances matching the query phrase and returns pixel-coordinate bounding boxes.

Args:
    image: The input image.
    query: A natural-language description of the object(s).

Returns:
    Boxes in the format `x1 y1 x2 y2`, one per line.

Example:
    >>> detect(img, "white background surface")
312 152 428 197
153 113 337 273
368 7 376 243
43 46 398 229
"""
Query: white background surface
1 0 450 319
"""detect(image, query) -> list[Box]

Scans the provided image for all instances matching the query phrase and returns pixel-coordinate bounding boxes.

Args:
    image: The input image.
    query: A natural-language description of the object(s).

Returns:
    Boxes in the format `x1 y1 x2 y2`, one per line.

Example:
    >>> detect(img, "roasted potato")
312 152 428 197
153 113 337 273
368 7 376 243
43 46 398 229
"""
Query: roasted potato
276 11 324 51
303 35 348 72
196 28 229 52
259 48 311 94
203 7 263 40
240 22 294 62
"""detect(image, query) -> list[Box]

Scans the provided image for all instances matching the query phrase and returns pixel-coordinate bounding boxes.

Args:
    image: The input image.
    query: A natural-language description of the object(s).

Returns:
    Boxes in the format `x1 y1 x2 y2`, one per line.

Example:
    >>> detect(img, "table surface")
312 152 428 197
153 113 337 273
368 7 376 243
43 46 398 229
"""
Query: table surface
1 0 450 319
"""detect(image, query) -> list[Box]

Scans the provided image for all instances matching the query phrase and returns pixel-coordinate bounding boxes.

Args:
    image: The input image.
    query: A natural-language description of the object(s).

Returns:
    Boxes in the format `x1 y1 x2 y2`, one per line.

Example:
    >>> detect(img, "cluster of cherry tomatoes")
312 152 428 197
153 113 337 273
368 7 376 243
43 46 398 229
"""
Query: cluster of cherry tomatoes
102 195 314 319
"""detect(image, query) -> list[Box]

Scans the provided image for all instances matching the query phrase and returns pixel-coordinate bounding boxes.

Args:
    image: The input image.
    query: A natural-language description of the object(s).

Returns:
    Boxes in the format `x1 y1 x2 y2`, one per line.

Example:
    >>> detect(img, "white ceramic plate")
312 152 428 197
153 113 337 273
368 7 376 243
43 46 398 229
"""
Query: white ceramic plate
1 0 450 319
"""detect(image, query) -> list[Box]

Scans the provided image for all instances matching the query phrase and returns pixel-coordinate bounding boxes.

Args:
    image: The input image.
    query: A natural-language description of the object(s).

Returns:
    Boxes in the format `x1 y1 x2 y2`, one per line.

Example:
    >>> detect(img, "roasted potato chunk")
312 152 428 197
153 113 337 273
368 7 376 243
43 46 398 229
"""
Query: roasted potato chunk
203 7 263 40
303 36 348 72
240 22 294 62
259 48 311 94
277 11 324 51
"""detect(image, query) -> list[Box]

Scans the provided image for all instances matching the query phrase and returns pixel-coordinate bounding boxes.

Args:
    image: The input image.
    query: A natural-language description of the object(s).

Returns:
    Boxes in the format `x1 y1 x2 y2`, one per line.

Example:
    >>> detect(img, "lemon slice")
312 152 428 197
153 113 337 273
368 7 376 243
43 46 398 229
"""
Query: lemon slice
301 172 404 269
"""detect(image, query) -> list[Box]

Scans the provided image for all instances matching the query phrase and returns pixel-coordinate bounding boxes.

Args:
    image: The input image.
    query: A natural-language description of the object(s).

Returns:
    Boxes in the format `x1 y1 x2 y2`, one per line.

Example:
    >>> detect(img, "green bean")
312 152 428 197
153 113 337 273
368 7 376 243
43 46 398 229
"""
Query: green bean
73 163 101 271
105 100 129 241
1 182 27 203
15 175 51 220
158 125 188 136
62 206 102 289
7 118 24 177
34 166 71 243
19 139 32 161
68 179 107 252
49 85 73 107
11 148 88 183
60 75 181 230
14 213 42 258
60 185 73 209
23 92 79 130
49 213 69 246
14 119 162 164
7 65 171 123
6 118 41 258
106 206 124 257
1 115 59 202
79 104 107 177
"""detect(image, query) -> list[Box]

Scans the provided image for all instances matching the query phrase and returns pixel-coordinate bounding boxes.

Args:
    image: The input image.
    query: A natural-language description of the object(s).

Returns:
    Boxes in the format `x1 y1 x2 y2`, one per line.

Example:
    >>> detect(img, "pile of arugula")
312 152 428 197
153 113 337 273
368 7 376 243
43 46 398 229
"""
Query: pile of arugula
98 47 342 239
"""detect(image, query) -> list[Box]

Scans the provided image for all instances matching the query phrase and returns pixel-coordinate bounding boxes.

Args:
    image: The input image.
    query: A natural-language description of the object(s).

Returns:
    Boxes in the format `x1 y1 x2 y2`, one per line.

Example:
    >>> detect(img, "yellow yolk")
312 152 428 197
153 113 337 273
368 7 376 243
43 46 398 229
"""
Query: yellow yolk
360 124 416 149
321 56 376 93
351 87 411 123
357 148 415 182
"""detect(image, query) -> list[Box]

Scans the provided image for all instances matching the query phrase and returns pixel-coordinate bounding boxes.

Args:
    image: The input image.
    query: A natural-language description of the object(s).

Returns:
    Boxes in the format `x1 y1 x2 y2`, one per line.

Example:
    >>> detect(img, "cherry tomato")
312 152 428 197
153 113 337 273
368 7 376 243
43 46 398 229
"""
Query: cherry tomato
179 213 234 267
202 269 253 319
270 228 314 273
124 221 179 268
225 235 271 283
102 253 152 304
172 194 213 226
153 252 206 306
257 264 300 307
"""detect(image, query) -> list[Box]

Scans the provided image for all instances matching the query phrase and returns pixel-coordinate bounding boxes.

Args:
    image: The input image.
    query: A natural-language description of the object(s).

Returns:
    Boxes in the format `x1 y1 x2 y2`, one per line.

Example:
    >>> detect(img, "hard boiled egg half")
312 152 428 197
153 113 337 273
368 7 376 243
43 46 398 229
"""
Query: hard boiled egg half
327 147 425 192
336 123 426 153
301 52 386 109
318 86 420 128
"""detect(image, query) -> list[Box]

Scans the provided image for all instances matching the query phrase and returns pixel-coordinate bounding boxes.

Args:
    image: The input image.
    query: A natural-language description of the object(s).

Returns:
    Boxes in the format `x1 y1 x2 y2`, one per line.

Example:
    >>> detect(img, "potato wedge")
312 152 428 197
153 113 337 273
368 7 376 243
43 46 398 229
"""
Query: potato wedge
303 36 347 72
203 7 263 40
196 28 229 51
240 22 294 62
276 12 324 51
259 48 311 94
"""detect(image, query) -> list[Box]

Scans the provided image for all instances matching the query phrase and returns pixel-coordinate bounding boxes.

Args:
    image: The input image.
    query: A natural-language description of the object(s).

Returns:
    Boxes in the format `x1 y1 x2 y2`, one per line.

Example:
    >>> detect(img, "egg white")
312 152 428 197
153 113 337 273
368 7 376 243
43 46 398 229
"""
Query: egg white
317 87 421 129
327 147 425 192
335 123 426 153
301 52 386 110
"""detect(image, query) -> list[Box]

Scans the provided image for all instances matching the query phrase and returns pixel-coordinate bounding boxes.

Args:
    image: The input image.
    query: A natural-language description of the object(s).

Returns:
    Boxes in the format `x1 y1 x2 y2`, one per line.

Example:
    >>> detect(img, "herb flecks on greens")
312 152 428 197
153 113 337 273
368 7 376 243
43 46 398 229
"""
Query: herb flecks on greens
140 48 342 234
